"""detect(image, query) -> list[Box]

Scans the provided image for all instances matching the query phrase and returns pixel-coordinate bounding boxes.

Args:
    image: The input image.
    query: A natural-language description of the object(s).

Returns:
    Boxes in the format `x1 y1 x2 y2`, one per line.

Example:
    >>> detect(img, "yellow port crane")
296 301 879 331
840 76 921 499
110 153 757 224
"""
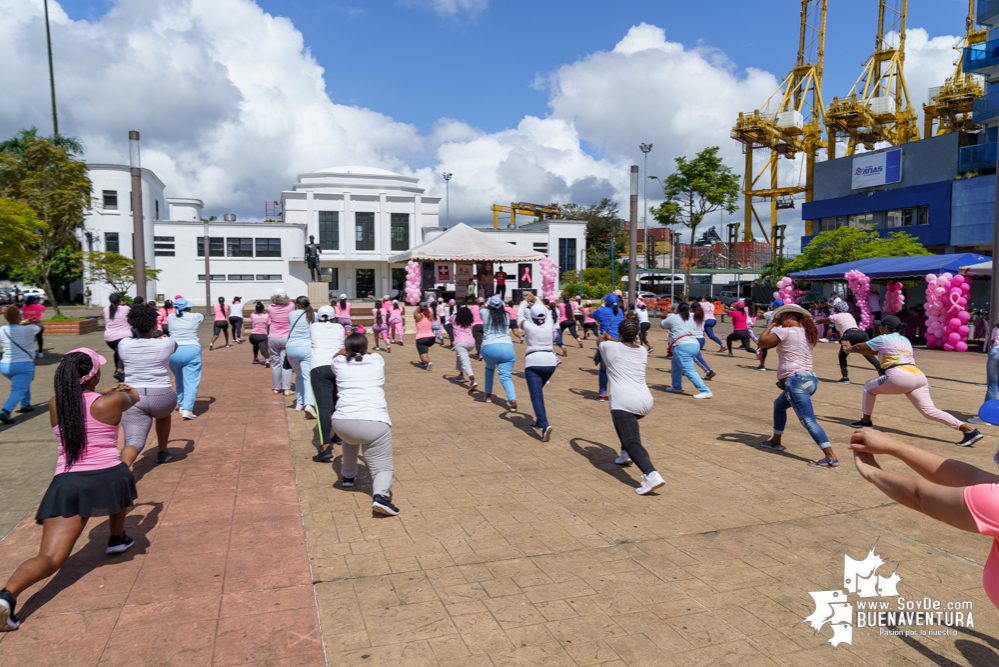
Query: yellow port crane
923 0 985 137
826 0 919 159
731 0 827 249
491 202 562 229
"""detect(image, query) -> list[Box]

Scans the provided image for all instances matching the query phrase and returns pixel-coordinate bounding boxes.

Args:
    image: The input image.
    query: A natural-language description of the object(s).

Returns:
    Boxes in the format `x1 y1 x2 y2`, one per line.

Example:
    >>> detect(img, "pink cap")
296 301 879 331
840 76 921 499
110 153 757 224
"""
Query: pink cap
174 294 183 299
66 347 107 384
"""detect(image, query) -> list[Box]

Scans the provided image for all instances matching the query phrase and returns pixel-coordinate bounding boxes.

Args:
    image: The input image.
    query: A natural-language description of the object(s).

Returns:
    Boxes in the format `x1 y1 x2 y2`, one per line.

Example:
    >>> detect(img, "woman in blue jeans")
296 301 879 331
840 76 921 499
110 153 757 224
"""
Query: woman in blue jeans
522 303 559 441
165 299 204 420
480 295 517 411
285 296 316 419
757 304 840 468
659 302 712 398
0 305 41 424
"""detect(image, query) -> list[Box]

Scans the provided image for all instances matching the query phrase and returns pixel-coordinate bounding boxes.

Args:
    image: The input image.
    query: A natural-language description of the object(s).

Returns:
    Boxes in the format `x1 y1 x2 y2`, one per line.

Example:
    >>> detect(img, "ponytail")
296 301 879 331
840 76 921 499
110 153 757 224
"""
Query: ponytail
295 296 315 324
54 353 93 470
108 293 121 320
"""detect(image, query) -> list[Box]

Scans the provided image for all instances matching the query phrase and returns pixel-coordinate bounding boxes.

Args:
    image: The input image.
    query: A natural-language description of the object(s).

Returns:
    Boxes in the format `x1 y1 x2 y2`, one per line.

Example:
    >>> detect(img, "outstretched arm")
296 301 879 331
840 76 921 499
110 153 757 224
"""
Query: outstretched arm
841 341 877 356
850 429 999 487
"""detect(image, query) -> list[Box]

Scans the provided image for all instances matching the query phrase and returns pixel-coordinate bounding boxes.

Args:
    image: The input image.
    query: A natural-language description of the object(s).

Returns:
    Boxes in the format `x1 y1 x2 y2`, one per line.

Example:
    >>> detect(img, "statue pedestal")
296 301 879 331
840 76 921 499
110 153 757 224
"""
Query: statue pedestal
308 282 329 307
403 305 417 335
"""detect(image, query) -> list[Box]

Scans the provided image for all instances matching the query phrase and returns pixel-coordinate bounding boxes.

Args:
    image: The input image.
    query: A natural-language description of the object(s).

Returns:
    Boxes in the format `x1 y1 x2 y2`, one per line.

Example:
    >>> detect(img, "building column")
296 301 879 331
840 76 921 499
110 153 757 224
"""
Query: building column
413 195 422 245
306 191 315 241
344 192 353 297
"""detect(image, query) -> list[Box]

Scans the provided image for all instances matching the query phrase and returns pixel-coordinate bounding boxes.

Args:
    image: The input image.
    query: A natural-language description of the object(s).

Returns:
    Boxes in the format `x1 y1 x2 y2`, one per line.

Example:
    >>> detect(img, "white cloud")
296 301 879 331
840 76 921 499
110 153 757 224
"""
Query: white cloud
0 4 961 252
398 0 488 20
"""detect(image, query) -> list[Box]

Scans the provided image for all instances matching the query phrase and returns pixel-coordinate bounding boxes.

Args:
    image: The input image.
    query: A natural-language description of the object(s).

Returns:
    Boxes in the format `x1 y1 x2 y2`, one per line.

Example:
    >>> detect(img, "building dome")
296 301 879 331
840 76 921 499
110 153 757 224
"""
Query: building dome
316 166 402 177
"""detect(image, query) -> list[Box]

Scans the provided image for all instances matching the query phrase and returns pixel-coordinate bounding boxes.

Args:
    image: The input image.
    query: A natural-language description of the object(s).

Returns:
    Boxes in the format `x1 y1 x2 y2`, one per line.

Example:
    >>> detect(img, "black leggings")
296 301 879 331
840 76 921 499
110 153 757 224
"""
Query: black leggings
36 325 44 352
107 338 122 371
639 321 650 346
310 365 338 446
582 322 598 337
839 329 883 378
229 316 243 339
249 333 269 359
213 320 229 335
472 324 484 354
610 410 654 475
727 330 755 354
559 319 579 340
416 337 436 355
445 323 454 343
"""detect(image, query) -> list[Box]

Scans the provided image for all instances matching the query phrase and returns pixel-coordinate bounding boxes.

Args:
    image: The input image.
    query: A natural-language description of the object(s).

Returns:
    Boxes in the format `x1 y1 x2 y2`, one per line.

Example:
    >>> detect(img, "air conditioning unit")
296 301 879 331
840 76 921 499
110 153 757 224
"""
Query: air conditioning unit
868 96 897 115
927 86 942 105
776 110 805 129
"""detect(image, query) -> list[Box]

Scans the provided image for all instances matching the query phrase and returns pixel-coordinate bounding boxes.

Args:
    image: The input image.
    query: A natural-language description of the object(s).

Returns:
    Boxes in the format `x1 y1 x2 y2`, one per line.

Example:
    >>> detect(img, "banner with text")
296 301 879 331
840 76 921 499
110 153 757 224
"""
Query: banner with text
852 148 903 189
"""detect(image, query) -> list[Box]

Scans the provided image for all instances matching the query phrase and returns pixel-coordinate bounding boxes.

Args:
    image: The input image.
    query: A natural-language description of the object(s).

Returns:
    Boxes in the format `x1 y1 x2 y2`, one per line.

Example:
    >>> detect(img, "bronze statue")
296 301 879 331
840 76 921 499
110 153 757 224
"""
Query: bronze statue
305 235 321 282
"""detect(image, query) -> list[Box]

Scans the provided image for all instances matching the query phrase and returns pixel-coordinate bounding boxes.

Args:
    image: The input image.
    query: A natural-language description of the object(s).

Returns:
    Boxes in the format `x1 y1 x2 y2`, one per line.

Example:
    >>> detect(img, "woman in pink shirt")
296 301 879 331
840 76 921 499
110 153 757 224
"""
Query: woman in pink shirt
470 298 484 359
21 296 45 358
505 302 523 344
209 296 231 350
103 294 131 382
724 301 756 357
267 288 295 394
414 301 436 370
157 299 175 337
372 300 390 352
451 305 477 389
581 302 598 339
334 294 352 332
388 300 404 345
558 296 582 347
0 349 141 631
249 301 271 366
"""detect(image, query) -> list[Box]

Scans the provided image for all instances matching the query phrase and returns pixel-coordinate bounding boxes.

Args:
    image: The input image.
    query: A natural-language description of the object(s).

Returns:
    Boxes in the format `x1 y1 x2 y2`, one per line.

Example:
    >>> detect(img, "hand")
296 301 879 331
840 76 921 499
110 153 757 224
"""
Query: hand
853 450 883 480
101 383 133 395
849 428 901 456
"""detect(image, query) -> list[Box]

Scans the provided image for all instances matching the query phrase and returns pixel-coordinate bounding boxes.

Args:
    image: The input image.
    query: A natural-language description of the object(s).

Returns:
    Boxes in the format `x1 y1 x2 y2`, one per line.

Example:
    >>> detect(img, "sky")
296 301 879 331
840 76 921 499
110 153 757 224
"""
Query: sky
0 0 974 250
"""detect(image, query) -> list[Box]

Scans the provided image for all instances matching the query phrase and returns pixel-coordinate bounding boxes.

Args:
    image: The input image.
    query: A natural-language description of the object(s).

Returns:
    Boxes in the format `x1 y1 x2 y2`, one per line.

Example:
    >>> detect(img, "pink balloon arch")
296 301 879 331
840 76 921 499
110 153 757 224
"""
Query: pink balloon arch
772 276 801 304
883 282 905 315
924 272 972 352
539 256 559 300
845 270 874 330
404 260 422 305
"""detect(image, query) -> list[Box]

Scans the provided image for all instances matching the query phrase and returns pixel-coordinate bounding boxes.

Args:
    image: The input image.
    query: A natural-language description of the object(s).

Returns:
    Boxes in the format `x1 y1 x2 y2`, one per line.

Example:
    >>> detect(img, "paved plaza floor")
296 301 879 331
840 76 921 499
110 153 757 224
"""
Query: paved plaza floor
2 318 999 666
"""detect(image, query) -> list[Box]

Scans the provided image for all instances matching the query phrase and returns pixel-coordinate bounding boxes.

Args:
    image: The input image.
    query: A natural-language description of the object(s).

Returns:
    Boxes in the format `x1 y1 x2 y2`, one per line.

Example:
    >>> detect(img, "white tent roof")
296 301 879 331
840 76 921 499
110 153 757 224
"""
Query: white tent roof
388 223 545 263
961 260 992 276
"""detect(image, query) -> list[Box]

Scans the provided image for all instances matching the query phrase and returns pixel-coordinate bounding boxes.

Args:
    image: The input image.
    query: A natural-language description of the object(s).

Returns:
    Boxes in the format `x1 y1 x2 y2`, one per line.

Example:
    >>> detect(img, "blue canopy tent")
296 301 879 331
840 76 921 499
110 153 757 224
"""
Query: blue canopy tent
788 253 990 282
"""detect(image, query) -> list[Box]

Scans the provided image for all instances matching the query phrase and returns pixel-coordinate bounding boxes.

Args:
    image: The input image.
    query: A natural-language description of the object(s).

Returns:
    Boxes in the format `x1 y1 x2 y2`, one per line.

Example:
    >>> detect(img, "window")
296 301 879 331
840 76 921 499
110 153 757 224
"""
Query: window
558 238 577 278
227 237 253 257
848 213 875 229
256 274 282 280
197 237 224 257
155 200 160 220
390 213 409 251
917 205 929 225
901 208 915 227
391 267 407 294
255 238 281 257
102 190 118 210
886 210 902 228
355 212 375 251
154 236 175 257
105 232 120 254
321 267 338 288
227 275 254 281
319 211 339 250
533 243 548 253
198 274 226 281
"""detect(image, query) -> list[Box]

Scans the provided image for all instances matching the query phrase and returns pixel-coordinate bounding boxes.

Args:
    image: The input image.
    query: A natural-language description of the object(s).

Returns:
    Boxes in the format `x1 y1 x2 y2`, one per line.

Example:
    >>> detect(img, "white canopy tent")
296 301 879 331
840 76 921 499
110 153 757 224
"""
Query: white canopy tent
388 222 544 263
960 260 993 277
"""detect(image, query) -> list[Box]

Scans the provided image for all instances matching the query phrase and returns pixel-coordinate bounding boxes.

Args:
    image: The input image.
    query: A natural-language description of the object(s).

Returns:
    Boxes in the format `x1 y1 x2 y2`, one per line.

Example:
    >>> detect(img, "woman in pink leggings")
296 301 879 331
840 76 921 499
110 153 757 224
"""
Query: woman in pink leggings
388 300 404 345
372 300 391 352
842 315 983 447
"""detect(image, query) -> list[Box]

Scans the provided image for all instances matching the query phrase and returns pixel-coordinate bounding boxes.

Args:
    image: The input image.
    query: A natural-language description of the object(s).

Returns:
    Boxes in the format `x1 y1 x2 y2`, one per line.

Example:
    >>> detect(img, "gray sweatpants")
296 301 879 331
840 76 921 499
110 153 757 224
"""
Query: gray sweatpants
454 342 475 377
331 418 394 498
122 386 177 451
269 336 292 390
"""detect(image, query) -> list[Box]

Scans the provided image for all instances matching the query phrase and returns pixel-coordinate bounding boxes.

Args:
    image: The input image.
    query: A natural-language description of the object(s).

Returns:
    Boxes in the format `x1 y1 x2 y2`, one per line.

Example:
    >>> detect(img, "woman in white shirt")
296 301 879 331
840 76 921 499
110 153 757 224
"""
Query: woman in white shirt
814 300 882 384
228 297 245 344
522 303 560 442
634 301 652 352
332 333 398 516
0 305 41 424
602 319 664 495
117 304 178 466
309 306 346 463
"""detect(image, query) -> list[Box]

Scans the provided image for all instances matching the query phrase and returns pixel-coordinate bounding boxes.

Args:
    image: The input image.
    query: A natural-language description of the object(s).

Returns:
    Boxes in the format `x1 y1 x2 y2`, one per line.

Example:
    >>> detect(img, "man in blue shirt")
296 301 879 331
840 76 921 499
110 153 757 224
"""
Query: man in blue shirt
592 294 624 401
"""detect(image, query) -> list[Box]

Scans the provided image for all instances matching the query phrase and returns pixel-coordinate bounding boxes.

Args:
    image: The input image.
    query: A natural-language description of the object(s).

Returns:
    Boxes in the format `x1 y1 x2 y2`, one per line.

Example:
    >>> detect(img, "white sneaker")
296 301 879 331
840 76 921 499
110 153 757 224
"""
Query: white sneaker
969 416 985 424
614 451 632 466
636 471 666 495
665 387 683 394
180 409 197 420
693 392 713 399
819 338 829 343
295 403 305 412
304 404 317 419
36 351 43 359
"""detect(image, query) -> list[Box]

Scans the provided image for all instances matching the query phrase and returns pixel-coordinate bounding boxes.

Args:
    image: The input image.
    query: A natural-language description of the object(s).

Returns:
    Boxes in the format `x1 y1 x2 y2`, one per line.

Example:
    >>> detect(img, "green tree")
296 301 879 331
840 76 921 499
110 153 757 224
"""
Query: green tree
0 197 46 265
85 251 161 296
561 198 626 268
784 227 930 274
0 126 84 156
649 147 740 289
0 136 92 314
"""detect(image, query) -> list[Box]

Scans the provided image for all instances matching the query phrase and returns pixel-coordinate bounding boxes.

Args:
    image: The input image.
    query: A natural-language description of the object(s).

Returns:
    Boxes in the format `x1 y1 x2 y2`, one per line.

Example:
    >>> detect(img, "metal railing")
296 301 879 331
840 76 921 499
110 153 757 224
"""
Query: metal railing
963 39 999 73
958 142 997 172
978 0 999 25
974 90 999 124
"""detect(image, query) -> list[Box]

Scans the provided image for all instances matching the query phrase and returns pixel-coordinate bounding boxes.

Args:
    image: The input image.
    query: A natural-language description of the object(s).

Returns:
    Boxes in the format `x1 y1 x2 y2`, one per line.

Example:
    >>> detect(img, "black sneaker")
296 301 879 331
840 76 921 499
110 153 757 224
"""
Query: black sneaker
341 477 355 487
0 589 19 631
157 450 172 464
372 494 400 516
312 446 333 462
705 371 716 381
957 429 983 447
107 532 135 555
0 411 12 425
16 405 34 413
113 370 125 383
836 377 851 385
850 419 874 428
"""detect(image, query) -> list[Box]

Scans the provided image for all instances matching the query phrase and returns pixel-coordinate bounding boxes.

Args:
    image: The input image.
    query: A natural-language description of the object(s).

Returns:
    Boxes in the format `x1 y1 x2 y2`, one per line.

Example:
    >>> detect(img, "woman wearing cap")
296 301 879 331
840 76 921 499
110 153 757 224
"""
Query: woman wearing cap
309 305 346 463
660 302 712 399
592 294 624 402
414 301 436 370
249 301 270 365
635 300 652 353
523 302 558 440
603 318 665 495
21 295 45 358
757 304 840 468
724 301 756 357
451 305 478 389
815 300 882 384
479 295 517 409
0 349 141 632
267 289 295 395
286 296 317 418
166 298 204 420
209 296 230 350
229 296 244 344
334 294 352 332
118 304 178 466
103 293 131 382
842 315 983 447
700 296 724 352
0 305 41 424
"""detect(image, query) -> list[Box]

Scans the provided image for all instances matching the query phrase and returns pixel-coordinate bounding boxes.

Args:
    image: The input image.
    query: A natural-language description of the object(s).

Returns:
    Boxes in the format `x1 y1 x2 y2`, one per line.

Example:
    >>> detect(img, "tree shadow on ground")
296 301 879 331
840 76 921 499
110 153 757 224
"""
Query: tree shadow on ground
890 627 999 667
816 415 955 444
18 501 163 621
132 439 195 485
568 387 601 401
569 438 640 490
192 396 216 416
717 432 814 464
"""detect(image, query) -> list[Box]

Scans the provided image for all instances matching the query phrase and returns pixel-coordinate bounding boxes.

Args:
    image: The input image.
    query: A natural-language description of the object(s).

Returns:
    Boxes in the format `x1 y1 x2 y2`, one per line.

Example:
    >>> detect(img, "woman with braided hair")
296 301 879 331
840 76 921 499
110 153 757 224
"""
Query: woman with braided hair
0 349 140 631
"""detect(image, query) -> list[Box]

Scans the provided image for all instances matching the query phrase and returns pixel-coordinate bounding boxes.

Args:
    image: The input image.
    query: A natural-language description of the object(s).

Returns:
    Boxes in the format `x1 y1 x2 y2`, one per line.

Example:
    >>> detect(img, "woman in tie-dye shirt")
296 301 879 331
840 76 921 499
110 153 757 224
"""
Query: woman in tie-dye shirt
841 315 983 447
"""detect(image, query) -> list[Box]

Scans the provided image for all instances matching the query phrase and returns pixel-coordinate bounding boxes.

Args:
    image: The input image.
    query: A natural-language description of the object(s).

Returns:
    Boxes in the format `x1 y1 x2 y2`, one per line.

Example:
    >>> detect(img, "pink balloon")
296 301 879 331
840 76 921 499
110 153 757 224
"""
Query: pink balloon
961 282 972 293
959 325 970 336
948 332 961 343
959 298 968 307
952 274 966 286
949 318 962 328
773 292 780 300
944 326 954 335
944 343 955 351
926 274 937 282
958 311 971 322
956 341 969 352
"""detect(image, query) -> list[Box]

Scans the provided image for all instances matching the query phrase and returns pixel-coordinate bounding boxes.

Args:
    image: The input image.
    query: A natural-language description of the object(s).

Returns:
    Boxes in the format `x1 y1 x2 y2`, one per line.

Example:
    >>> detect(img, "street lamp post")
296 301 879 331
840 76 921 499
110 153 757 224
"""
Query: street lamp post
639 143 652 268
43 0 58 137
129 131 147 300
442 172 453 228
649 175 676 298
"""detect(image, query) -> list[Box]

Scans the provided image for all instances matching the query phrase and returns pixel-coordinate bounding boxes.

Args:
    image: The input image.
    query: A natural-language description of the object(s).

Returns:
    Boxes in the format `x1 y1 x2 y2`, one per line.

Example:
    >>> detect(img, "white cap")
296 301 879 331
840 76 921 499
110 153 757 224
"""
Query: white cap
339 293 347 299
317 305 336 321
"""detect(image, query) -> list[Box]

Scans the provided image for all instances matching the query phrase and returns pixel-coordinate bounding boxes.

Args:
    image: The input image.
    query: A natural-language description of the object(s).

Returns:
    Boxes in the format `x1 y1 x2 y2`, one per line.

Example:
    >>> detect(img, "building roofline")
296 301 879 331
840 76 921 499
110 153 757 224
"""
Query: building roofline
166 197 204 207
85 163 167 189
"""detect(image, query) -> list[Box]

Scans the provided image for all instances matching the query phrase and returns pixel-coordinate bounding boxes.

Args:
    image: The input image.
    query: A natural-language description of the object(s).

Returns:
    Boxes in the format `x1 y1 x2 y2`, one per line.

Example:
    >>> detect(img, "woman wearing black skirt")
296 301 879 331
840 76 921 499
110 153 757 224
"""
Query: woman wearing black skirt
0 348 140 631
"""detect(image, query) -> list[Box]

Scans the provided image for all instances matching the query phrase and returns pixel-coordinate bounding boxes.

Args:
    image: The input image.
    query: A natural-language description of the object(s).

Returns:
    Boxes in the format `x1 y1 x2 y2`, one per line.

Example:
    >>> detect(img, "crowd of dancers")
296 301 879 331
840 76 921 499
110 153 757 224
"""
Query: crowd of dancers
5 281 999 631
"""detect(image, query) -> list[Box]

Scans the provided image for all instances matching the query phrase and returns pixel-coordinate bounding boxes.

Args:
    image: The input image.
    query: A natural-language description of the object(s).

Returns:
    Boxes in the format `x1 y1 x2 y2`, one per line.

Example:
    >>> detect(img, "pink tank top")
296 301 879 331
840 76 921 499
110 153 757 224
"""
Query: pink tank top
470 305 483 326
335 302 352 318
558 303 569 322
213 303 229 321
415 312 433 337
54 393 122 474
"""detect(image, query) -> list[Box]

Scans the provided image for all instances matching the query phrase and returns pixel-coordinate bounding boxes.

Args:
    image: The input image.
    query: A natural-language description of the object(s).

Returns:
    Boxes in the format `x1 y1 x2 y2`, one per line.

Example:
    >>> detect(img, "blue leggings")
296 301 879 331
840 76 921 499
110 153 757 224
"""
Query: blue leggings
704 319 723 346
481 343 516 401
169 345 202 411
1 362 34 412
693 338 712 373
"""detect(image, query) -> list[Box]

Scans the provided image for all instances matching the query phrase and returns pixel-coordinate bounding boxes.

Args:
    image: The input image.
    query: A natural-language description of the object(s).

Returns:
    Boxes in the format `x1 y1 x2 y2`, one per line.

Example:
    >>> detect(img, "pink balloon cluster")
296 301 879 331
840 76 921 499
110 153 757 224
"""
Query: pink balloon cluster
883 282 906 315
845 270 874 330
540 256 559 300
404 260 422 305
924 273 972 352
772 276 797 304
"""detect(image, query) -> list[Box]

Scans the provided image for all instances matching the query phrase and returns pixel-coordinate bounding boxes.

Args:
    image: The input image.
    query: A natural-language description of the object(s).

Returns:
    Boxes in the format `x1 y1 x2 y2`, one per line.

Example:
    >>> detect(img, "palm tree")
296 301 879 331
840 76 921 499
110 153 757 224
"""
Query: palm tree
0 127 84 156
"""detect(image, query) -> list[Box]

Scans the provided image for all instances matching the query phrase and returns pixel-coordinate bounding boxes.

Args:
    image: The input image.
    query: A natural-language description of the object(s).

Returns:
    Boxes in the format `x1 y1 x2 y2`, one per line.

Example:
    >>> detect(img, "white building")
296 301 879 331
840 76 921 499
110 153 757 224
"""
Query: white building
478 220 586 282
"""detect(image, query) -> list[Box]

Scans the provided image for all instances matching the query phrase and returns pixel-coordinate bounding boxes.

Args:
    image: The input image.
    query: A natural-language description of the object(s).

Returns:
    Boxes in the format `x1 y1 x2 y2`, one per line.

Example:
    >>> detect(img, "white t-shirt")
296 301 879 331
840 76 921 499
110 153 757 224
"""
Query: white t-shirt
868 292 881 312
0 324 40 364
332 353 391 425
636 308 649 324
700 301 715 319
230 301 245 319
118 337 176 388
522 319 559 368
310 321 346 368
599 341 653 416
